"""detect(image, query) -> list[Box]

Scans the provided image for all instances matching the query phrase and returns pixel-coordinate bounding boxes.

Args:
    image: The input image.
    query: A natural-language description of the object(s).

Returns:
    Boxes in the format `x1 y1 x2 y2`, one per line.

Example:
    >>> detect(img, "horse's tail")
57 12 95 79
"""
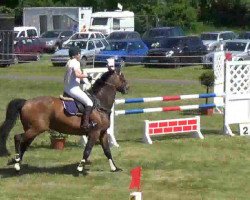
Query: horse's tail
0 99 26 157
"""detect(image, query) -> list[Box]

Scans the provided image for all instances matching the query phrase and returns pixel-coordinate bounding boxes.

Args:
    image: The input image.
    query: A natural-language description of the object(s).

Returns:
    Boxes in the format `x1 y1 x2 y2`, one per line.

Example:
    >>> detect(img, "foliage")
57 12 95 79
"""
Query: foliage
199 70 215 88
2 0 250 30
50 130 67 139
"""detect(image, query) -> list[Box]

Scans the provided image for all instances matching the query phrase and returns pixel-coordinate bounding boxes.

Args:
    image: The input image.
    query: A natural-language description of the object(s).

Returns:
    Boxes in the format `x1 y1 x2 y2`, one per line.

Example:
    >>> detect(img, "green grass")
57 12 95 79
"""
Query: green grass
0 59 249 200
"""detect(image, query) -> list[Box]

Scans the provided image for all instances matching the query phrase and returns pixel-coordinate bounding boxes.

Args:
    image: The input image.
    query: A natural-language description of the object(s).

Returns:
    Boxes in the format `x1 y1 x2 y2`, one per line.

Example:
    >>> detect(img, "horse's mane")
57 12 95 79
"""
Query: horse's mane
89 70 114 94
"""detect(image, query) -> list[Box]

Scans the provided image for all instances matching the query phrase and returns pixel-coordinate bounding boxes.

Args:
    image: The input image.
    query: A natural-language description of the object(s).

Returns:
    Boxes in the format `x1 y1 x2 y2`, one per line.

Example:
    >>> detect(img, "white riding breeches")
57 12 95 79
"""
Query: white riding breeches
65 86 93 107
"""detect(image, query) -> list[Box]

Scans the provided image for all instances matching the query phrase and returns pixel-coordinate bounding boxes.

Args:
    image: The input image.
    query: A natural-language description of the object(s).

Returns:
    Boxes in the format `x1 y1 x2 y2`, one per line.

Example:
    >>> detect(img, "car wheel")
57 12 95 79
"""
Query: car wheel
13 56 19 65
36 54 41 61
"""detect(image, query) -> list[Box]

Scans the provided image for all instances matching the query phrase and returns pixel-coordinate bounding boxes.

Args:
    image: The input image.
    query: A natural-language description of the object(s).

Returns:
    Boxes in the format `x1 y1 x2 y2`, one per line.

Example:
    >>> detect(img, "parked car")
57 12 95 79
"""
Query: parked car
14 26 38 38
237 31 250 39
143 36 207 67
51 38 108 66
94 39 148 67
13 37 44 63
142 26 184 49
39 30 74 53
62 31 105 47
201 31 237 52
203 39 250 66
106 31 141 40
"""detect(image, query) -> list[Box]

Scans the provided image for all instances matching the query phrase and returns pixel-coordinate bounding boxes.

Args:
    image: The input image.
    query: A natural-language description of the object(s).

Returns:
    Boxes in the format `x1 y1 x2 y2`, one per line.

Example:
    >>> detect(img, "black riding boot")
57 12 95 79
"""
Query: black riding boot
81 106 93 130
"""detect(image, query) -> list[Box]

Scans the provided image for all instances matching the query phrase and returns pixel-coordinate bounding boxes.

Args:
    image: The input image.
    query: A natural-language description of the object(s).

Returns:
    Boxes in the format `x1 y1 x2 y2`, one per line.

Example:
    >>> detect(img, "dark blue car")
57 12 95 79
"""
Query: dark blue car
94 39 148 67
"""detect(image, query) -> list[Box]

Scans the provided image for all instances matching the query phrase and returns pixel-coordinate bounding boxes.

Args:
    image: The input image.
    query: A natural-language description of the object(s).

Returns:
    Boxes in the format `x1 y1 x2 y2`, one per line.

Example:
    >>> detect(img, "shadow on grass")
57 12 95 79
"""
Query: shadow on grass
0 163 89 178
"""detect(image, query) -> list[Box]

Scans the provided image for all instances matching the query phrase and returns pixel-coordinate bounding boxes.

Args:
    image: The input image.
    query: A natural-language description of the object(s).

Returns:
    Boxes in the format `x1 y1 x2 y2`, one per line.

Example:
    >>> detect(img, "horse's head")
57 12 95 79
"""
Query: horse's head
107 66 129 94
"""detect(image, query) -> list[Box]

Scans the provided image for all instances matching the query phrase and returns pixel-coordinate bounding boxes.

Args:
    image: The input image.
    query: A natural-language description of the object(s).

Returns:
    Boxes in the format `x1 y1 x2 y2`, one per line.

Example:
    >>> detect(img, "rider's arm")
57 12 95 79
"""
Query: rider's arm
73 67 88 79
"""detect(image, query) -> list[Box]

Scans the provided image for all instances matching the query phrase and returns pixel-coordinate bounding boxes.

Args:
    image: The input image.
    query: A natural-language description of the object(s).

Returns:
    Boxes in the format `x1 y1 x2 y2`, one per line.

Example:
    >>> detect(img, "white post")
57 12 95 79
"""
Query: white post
129 192 142 200
142 120 152 144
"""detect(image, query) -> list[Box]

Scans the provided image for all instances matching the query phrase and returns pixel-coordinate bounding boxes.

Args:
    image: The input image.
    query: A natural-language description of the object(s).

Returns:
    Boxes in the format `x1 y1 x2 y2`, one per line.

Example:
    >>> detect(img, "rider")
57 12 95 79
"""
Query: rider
64 46 94 130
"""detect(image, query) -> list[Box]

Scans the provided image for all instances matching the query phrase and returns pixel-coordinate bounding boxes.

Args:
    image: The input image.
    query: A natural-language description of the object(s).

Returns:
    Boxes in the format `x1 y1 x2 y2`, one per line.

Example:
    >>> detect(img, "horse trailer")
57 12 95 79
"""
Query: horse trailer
0 14 14 67
23 7 93 35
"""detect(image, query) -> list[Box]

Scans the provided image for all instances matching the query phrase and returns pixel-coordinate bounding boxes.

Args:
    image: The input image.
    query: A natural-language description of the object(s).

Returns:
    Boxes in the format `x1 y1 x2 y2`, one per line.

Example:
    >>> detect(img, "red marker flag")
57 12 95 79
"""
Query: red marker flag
129 166 142 190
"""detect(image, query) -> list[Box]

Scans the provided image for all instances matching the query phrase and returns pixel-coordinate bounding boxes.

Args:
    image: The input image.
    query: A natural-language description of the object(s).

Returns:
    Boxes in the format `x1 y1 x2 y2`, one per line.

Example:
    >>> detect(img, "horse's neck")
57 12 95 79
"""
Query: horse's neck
94 85 116 110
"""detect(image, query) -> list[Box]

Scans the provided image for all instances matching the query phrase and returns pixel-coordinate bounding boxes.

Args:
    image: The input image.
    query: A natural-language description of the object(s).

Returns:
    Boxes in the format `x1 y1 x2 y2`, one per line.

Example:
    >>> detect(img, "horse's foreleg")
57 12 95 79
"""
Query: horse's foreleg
100 131 122 172
77 132 97 172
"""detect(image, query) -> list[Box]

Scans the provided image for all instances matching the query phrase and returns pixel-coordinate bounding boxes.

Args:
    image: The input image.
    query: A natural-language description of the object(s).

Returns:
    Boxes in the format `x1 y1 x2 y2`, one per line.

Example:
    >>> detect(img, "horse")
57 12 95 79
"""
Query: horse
0 66 129 173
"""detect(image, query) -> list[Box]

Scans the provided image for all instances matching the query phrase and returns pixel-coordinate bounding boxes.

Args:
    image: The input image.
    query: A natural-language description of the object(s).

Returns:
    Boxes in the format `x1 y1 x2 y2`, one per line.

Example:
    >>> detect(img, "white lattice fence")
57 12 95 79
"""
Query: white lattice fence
213 51 225 113
224 61 250 136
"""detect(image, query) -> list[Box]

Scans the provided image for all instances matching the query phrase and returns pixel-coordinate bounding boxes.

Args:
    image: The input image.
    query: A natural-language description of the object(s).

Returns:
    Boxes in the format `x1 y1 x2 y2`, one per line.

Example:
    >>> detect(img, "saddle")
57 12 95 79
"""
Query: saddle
60 92 99 116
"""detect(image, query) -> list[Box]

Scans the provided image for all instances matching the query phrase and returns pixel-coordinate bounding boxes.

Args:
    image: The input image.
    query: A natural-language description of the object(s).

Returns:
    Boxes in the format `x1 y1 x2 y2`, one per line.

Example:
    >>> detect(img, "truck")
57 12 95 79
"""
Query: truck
23 7 93 35
89 10 134 36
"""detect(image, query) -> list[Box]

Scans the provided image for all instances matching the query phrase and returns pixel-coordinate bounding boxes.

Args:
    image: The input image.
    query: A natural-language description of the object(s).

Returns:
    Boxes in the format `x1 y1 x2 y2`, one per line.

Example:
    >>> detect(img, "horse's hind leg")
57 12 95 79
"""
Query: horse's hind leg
9 131 36 171
100 131 122 172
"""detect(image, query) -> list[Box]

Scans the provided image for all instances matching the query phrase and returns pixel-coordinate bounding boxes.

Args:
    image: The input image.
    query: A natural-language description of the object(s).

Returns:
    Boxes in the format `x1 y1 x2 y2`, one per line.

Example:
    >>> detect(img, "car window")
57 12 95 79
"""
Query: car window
127 42 143 51
88 41 95 50
95 40 104 48
189 37 202 47
105 41 127 51
247 44 250 50
90 33 95 38
62 31 73 37
201 34 218 40
224 42 247 51
101 39 109 47
238 32 250 39
27 29 37 37
92 17 108 25
160 38 182 48
41 31 60 38
113 18 120 30
66 41 87 49
19 31 25 37
131 33 140 39
96 33 101 38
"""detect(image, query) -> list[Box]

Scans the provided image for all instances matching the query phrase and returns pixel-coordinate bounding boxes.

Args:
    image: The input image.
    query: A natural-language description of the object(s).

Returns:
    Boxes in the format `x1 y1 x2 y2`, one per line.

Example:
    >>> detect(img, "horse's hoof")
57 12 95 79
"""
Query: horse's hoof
14 163 20 171
111 167 123 172
77 165 84 172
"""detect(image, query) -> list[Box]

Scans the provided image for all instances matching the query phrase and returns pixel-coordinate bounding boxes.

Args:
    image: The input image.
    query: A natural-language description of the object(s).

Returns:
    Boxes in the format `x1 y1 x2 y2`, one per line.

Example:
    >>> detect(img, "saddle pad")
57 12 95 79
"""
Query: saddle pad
62 100 78 115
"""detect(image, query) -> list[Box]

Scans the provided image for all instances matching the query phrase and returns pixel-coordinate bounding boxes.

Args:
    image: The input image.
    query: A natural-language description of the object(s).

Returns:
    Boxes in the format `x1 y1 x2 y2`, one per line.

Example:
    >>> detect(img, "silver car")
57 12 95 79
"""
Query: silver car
51 38 108 66
202 39 250 67
224 39 250 61
201 31 236 52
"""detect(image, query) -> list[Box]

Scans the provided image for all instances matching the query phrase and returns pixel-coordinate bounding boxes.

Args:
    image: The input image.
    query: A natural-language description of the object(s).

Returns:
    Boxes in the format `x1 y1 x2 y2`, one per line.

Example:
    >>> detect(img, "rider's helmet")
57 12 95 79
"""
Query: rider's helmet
69 46 81 58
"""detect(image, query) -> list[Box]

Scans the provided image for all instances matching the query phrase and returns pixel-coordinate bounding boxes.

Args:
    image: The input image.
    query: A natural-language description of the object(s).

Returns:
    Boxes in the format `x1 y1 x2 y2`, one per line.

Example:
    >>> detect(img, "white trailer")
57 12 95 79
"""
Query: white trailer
89 10 134 36
23 7 92 34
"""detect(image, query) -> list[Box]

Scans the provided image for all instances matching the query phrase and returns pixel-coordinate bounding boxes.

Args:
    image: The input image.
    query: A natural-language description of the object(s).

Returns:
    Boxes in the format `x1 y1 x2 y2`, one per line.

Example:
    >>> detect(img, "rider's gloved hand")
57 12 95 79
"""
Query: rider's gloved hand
80 80 85 84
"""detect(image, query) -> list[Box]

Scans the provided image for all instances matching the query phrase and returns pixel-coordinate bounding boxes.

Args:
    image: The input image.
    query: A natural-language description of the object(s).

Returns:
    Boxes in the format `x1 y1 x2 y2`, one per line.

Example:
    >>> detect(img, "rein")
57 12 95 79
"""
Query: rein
103 81 116 89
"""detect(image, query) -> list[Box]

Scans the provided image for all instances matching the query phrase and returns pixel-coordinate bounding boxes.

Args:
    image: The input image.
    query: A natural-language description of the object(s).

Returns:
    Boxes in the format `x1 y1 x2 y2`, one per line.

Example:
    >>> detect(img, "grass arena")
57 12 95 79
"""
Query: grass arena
0 57 250 199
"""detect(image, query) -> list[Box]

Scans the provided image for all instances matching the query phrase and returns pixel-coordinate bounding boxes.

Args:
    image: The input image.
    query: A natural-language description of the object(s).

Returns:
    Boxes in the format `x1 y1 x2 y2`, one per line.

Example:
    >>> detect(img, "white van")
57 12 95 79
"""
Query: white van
89 10 134 36
14 26 39 38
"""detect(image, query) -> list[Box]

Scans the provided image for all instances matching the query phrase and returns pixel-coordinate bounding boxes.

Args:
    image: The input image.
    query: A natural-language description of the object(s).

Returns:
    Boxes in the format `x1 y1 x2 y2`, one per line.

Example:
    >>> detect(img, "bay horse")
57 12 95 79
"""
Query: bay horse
0 67 129 172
